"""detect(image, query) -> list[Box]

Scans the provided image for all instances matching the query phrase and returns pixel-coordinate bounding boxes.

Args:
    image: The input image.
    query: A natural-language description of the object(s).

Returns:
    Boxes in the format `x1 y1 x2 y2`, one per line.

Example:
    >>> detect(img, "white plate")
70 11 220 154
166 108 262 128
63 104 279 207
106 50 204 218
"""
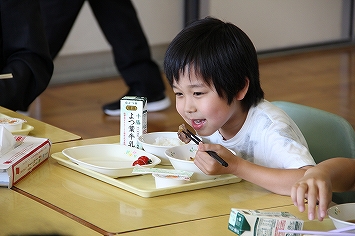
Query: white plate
62 144 161 178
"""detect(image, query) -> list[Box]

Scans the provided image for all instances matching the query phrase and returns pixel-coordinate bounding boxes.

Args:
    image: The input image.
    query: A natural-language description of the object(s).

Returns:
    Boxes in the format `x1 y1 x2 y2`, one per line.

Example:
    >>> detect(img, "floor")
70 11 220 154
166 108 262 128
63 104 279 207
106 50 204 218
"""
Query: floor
27 45 355 139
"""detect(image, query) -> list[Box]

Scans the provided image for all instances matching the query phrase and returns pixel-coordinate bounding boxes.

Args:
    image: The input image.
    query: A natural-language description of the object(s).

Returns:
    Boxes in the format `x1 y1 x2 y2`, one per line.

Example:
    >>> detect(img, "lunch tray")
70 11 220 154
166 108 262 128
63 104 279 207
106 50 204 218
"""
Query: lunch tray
51 152 242 198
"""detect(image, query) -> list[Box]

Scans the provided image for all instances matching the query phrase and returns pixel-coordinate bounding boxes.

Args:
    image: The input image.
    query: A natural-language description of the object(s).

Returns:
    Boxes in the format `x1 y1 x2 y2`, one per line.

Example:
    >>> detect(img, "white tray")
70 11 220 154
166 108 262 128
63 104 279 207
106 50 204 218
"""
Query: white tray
52 152 242 198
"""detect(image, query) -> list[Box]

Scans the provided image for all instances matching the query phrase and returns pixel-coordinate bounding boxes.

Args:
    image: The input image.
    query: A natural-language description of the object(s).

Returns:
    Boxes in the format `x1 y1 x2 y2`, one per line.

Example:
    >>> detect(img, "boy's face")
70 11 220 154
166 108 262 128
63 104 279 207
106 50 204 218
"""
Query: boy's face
172 72 245 138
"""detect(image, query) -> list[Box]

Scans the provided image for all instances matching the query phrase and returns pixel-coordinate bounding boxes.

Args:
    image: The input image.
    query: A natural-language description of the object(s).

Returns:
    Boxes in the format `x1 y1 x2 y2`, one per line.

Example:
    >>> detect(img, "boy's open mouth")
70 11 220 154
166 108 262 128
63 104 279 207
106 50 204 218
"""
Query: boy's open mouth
191 119 206 130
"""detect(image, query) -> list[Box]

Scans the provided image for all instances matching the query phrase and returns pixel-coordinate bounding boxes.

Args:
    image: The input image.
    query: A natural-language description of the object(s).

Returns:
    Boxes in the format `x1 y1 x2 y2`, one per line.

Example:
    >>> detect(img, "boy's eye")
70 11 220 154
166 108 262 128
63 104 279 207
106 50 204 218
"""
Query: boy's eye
194 92 204 96
175 92 183 97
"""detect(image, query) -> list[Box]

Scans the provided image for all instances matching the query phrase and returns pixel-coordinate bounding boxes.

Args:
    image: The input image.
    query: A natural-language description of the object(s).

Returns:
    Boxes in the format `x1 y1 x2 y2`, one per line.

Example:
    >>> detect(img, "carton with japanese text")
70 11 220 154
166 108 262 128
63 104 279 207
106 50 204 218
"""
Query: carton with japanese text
228 208 303 236
120 96 147 149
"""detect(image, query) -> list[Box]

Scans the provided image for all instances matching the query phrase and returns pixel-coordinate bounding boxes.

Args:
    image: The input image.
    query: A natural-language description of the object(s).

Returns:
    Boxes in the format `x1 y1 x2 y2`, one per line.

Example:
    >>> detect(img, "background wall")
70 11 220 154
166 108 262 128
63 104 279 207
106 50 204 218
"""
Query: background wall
51 0 352 84
201 0 350 52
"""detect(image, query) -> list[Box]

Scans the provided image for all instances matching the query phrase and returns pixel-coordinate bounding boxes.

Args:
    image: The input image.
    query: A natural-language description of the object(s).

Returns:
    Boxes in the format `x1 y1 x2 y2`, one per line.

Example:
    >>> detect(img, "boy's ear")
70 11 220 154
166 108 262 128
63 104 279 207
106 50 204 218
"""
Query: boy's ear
236 78 250 100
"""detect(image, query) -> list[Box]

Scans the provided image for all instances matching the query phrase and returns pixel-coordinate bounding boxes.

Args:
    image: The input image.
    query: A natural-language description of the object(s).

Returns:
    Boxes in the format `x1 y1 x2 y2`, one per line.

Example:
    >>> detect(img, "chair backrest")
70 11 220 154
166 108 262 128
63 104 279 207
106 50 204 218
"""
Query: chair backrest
272 101 355 203
272 101 355 163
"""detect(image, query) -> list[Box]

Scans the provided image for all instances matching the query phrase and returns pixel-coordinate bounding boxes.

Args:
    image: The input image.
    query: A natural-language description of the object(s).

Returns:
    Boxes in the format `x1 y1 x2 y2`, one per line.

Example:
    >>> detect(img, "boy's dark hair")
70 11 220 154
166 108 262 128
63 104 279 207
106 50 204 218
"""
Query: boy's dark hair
164 17 264 110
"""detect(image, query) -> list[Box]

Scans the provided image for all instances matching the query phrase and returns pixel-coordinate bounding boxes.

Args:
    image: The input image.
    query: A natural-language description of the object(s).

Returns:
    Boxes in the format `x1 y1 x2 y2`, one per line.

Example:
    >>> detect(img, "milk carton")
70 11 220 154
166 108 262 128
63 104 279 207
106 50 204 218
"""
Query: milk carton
120 96 147 149
228 208 303 236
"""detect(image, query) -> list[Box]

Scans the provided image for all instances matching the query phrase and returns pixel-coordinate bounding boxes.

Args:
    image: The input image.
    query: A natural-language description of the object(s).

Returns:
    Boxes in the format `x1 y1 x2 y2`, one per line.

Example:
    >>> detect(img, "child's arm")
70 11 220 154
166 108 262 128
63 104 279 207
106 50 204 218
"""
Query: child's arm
291 157 355 221
196 143 310 196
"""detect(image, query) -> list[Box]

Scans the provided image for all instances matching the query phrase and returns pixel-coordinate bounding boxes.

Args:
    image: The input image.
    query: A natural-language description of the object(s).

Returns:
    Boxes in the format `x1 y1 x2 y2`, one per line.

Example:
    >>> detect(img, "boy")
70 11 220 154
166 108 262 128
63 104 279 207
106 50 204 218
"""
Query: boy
164 17 316 196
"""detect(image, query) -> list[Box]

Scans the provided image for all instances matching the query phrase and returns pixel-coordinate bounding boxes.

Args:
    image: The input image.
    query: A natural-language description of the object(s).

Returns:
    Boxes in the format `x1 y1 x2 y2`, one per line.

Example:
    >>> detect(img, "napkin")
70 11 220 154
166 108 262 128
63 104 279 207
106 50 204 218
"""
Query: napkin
0 126 15 155
132 166 194 180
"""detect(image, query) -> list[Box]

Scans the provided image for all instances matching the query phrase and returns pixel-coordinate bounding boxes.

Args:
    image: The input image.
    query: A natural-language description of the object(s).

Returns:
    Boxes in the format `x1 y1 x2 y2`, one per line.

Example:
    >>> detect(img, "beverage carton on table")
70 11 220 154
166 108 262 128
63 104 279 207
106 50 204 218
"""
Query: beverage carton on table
228 208 304 236
120 96 147 149
0 134 51 188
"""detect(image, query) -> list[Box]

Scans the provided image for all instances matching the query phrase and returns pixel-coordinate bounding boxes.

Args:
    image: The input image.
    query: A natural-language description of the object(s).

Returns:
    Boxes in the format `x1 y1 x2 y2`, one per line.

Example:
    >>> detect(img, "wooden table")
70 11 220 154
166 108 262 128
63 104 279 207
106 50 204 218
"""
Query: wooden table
0 107 90 234
14 135 298 235
0 188 100 235
118 205 336 235
0 106 81 143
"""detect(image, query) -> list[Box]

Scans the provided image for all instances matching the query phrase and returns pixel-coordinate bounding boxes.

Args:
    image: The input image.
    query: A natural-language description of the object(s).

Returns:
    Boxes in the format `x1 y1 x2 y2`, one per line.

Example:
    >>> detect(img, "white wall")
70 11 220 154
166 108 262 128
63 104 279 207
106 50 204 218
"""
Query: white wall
60 0 347 56
52 0 350 84
201 0 347 51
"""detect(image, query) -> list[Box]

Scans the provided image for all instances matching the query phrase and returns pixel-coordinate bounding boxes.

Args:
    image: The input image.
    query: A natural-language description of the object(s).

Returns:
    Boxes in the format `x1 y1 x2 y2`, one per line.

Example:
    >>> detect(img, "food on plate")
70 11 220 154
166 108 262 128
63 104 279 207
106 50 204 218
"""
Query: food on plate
177 124 191 144
0 118 18 124
153 137 184 146
0 117 26 131
132 156 152 166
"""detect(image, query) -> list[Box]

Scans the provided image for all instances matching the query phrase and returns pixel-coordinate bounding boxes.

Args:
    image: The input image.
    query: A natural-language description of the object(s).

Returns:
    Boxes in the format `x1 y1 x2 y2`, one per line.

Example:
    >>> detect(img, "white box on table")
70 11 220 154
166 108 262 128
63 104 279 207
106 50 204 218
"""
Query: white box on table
120 96 147 149
0 136 51 188
228 208 303 236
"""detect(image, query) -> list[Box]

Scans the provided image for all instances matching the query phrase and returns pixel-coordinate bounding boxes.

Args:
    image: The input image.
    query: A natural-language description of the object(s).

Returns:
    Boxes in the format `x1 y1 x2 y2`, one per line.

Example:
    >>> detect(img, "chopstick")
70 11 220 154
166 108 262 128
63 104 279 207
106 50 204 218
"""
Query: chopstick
278 229 355 235
330 225 355 233
183 129 229 167
185 129 202 144
278 225 355 235
0 73 13 79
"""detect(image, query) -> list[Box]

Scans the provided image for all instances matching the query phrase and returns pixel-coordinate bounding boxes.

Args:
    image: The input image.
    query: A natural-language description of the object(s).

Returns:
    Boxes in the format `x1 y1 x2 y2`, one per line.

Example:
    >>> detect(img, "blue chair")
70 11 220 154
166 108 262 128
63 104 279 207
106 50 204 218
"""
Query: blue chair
272 101 355 203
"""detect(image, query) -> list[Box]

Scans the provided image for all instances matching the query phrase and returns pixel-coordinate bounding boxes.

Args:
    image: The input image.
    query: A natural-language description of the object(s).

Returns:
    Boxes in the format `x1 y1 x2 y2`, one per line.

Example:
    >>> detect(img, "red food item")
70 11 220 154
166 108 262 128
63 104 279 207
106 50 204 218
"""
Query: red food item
132 159 146 166
138 156 152 164
132 156 152 166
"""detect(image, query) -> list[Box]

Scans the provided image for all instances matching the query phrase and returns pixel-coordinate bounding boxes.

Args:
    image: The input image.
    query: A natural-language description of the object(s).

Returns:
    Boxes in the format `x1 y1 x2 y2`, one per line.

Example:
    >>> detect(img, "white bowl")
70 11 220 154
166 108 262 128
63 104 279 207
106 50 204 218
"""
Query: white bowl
165 144 221 180
138 132 187 165
152 173 187 188
62 144 161 178
0 117 26 131
328 203 355 230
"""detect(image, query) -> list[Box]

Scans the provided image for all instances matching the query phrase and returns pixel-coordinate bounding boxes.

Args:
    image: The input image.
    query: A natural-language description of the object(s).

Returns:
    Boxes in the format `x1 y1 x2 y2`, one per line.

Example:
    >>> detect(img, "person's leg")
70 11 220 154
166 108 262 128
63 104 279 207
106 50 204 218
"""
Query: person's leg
88 0 170 116
39 0 85 59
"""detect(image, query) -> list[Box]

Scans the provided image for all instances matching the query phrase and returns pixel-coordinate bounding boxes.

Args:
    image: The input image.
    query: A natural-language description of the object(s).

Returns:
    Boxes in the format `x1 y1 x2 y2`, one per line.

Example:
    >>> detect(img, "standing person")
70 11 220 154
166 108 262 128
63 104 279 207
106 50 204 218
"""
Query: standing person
164 17 316 196
291 157 355 221
0 0 53 112
39 0 170 116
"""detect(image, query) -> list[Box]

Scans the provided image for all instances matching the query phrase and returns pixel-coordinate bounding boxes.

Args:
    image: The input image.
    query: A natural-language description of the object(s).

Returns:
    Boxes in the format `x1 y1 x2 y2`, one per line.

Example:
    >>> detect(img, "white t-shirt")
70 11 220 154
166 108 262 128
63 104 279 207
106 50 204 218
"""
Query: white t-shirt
201 100 316 169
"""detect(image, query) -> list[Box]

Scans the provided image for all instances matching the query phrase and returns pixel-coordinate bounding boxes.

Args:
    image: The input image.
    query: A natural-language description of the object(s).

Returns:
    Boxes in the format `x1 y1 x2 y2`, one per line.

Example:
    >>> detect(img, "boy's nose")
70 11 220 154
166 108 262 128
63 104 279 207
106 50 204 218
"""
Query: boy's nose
184 101 197 113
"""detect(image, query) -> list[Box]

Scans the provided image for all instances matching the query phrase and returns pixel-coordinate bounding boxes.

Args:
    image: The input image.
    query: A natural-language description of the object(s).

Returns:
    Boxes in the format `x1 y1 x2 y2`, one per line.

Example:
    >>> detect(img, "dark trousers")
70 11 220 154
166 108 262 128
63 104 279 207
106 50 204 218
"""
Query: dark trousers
39 0 165 98
0 0 53 111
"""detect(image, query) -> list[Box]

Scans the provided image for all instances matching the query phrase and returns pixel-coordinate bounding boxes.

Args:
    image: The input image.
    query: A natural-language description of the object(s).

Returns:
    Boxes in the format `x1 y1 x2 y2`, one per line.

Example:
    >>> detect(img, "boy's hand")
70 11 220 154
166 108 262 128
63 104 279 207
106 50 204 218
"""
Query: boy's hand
194 143 238 175
291 168 332 221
